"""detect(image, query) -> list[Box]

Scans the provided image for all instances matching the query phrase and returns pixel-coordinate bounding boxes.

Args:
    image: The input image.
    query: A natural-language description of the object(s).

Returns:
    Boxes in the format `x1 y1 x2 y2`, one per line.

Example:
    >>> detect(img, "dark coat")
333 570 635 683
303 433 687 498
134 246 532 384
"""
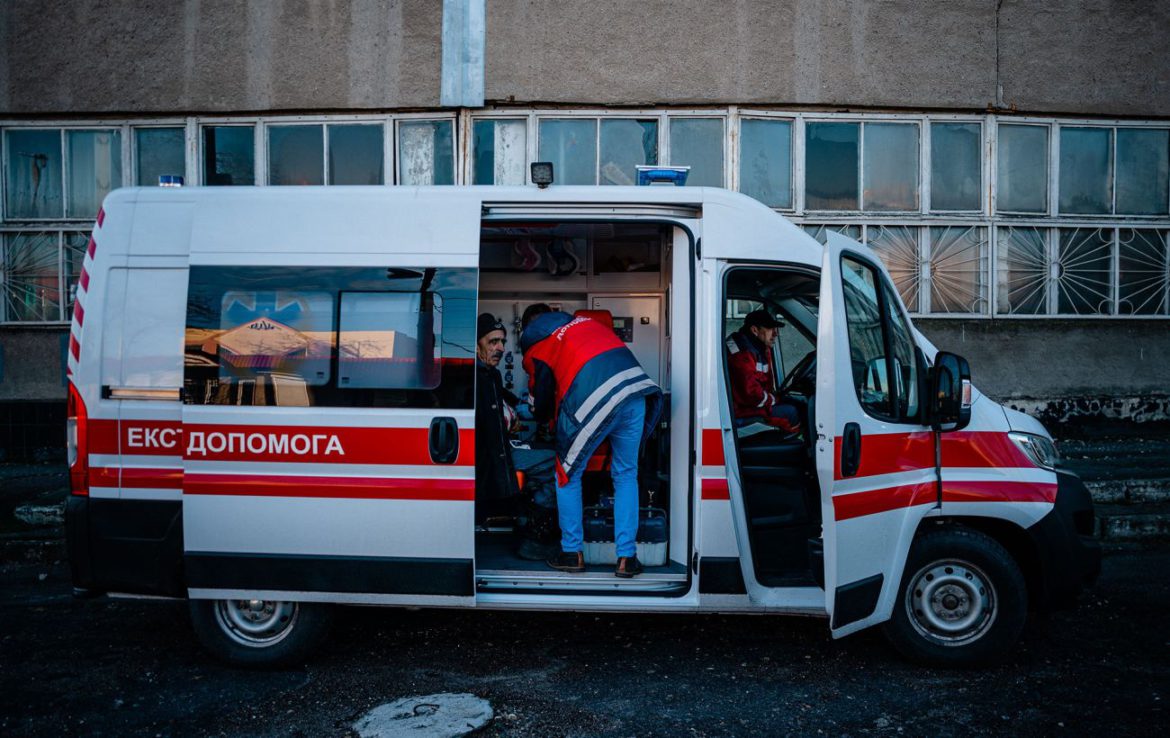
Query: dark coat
475 359 520 503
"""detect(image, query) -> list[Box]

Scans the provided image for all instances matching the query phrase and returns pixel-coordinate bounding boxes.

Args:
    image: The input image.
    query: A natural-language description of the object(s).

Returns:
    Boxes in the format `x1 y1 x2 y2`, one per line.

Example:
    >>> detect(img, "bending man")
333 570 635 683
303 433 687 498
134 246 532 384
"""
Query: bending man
520 304 663 578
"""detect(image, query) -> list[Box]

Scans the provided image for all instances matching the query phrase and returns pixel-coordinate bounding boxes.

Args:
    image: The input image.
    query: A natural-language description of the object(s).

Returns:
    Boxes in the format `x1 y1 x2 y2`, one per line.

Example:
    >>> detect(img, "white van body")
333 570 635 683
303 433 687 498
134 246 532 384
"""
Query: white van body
65 185 1099 666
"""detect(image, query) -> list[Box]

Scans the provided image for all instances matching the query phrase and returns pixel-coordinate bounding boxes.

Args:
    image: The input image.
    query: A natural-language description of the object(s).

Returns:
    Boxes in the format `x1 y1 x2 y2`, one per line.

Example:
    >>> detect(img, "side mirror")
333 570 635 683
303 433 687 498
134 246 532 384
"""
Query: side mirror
929 351 972 432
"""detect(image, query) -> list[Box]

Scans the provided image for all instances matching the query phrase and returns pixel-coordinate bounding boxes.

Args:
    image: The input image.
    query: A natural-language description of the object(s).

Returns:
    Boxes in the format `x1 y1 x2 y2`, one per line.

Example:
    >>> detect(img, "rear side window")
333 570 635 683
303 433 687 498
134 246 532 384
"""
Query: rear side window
841 255 920 423
183 266 474 408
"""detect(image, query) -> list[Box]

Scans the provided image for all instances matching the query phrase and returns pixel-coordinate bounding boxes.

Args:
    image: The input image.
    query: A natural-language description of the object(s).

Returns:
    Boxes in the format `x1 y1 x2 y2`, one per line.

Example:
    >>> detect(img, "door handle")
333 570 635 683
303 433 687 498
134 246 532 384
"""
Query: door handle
841 422 862 477
429 417 459 464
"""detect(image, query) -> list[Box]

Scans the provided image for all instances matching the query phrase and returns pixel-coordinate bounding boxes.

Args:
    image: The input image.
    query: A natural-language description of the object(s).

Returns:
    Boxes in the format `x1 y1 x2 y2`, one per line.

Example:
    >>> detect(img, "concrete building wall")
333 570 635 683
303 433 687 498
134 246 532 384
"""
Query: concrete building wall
2 1 1168 117
919 318 1170 424
485 0 998 110
999 0 1170 117
0 329 67 401
0 0 444 114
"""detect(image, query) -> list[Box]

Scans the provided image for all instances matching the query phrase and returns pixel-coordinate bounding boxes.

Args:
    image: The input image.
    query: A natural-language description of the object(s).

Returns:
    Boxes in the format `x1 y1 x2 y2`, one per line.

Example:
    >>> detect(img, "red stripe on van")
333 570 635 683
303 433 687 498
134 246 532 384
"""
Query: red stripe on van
181 424 475 466
700 478 730 500
74 302 85 327
942 480 1057 505
832 431 1035 481
89 421 475 466
80 267 90 291
88 419 123 454
97 208 105 227
832 482 937 521
941 432 1033 470
119 467 183 489
69 334 80 361
87 237 97 258
701 429 724 465
833 431 934 480
183 473 474 501
88 466 120 488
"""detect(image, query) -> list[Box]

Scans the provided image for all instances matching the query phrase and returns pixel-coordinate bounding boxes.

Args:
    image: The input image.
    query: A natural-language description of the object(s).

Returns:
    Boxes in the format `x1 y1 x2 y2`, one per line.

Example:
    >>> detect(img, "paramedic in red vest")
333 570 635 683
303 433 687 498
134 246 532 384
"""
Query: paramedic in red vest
726 309 802 435
520 304 663 578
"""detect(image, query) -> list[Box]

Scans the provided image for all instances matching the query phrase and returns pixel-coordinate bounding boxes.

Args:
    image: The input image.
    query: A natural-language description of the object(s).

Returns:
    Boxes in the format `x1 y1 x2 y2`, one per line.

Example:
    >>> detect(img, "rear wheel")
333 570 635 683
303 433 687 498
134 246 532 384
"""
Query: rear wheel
882 526 1026 667
189 598 332 668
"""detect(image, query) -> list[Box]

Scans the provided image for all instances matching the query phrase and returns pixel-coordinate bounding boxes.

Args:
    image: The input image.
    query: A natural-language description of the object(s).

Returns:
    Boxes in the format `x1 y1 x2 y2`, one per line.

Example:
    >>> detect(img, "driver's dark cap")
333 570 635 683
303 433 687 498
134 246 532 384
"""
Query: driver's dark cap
743 309 783 330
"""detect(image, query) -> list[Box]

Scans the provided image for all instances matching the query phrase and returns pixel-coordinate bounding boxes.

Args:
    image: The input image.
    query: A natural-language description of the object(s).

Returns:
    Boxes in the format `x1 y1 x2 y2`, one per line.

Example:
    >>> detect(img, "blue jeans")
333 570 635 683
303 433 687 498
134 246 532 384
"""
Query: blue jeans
557 397 645 558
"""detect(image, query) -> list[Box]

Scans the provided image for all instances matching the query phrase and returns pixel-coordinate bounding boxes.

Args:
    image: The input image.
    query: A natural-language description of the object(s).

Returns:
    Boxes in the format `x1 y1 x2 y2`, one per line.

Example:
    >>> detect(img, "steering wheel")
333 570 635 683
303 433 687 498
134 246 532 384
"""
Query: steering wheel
778 350 816 396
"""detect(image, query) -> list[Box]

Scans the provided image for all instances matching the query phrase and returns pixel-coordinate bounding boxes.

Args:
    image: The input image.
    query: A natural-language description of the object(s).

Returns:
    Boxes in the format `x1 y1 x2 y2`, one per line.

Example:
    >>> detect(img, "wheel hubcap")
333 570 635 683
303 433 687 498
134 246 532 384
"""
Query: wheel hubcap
214 599 299 647
905 560 996 646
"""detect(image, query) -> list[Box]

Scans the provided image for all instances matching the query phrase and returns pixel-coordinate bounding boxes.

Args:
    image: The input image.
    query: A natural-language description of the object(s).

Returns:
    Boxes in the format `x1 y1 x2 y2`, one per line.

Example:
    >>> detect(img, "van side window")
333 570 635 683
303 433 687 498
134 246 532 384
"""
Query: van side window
183 266 474 409
841 255 919 422
338 291 441 390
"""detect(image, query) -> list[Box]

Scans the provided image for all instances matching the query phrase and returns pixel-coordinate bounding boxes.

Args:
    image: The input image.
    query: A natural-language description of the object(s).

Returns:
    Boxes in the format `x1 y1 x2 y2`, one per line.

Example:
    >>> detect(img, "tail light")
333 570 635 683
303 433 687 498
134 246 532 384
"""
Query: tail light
67 382 89 496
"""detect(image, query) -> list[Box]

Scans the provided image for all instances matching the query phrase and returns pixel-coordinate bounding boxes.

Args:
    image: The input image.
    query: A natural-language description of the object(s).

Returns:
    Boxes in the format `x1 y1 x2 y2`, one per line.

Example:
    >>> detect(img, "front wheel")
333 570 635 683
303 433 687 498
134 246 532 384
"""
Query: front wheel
189 598 332 668
882 526 1027 667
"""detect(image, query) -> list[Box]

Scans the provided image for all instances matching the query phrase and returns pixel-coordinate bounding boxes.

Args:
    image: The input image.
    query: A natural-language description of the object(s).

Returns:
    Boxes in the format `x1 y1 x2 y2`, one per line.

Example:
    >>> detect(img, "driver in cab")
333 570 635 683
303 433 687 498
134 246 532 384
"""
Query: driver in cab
726 309 803 436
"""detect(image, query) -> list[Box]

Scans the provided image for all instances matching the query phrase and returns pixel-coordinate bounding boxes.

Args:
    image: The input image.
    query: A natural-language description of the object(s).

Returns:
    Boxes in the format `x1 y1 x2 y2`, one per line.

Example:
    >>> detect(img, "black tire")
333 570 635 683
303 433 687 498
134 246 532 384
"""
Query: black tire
188 598 332 668
882 525 1027 667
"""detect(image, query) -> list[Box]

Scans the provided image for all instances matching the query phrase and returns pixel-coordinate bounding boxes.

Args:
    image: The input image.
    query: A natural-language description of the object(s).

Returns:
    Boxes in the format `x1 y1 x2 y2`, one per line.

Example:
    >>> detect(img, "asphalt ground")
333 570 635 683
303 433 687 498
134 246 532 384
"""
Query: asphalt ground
0 543 1166 737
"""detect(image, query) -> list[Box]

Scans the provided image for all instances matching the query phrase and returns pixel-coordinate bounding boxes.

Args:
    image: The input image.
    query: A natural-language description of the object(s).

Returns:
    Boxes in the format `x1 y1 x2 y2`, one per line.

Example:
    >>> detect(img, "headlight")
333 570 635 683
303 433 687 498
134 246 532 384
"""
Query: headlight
1009 432 1059 471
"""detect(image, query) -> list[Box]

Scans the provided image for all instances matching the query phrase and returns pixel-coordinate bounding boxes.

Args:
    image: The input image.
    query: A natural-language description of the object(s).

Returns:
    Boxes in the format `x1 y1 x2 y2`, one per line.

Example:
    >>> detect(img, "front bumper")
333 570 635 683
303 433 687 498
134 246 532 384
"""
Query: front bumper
1027 471 1102 610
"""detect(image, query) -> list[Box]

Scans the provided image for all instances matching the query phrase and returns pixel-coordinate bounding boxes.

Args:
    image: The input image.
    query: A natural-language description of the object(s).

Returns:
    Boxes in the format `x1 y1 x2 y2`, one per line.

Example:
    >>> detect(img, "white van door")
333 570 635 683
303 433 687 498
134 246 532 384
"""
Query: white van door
817 232 936 637
180 190 481 606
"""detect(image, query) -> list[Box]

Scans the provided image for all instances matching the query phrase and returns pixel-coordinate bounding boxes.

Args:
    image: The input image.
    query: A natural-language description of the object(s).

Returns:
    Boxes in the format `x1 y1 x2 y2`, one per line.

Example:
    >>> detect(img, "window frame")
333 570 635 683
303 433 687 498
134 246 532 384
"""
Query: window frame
2 109 1168 323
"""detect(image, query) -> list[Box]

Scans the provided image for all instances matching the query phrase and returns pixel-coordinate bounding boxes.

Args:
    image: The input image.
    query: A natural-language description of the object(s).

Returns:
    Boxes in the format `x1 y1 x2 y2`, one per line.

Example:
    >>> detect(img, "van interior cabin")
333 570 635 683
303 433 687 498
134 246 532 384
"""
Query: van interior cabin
474 220 687 593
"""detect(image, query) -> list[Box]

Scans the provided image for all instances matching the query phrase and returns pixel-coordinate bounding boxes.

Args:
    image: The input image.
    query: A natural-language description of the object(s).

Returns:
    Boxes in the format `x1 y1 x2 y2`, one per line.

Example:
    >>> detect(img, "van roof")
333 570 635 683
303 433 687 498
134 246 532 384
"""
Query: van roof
100 186 824 266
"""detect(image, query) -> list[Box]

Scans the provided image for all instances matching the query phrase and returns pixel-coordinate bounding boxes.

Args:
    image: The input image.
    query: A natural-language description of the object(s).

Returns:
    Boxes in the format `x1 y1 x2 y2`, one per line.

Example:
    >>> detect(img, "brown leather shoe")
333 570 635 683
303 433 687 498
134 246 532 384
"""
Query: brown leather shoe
548 551 585 572
615 555 643 578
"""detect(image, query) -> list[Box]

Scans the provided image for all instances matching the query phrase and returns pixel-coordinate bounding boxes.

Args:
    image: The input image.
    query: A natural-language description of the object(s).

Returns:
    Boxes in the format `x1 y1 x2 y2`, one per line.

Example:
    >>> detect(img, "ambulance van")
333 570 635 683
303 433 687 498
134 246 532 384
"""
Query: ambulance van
64 183 1100 667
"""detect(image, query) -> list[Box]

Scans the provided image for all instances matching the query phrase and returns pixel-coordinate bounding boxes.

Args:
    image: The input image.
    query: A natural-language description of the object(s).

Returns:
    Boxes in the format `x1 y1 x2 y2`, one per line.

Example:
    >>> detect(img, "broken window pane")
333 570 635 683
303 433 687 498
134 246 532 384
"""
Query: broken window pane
739 119 792 208
66 130 122 220
328 124 384 185
806 122 859 210
135 127 185 187
64 232 88 319
1059 127 1113 214
600 119 657 186
538 119 596 185
997 125 1048 213
1057 227 1113 314
398 120 455 185
2 232 60 322
928 226 988 314
202 126 255 186
1116 128 1170 215
931 122 982 211
865 225 921 311
996 226 1048 314
268 125 324 186
1118 229 1168 315
864 123 919 211
4 129 63 219
670 118 724 187
472 119 527 185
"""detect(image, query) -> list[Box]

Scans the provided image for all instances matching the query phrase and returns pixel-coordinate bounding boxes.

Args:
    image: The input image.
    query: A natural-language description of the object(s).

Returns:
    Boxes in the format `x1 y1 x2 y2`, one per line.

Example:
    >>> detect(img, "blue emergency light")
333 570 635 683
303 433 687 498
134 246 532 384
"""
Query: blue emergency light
636 165 690 186
158 175 184 187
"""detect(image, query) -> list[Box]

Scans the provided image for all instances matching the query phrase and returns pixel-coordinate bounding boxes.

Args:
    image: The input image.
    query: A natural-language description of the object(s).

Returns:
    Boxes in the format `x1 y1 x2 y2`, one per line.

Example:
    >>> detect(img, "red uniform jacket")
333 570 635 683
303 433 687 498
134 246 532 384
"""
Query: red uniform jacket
726 329 796 431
